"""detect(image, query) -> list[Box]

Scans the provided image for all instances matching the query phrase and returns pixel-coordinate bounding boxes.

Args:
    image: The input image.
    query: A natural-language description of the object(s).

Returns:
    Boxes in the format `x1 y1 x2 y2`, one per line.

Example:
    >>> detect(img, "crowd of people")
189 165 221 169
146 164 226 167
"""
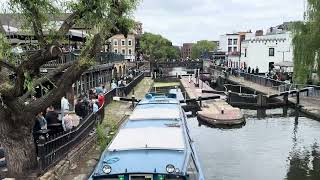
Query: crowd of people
32 70 138 136
33 84 106 136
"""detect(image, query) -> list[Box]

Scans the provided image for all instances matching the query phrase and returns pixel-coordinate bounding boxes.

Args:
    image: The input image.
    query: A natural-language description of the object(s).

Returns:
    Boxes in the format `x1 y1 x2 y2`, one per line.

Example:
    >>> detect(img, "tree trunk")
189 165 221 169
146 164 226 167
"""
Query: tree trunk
0 108 37 178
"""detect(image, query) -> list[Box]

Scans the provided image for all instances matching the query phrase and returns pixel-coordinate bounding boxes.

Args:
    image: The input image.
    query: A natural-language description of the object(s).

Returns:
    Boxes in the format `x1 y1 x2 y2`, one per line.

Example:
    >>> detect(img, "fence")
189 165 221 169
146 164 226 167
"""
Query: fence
116 73 145 96
35 72 145 173
42 51 125 68
36 104 104 172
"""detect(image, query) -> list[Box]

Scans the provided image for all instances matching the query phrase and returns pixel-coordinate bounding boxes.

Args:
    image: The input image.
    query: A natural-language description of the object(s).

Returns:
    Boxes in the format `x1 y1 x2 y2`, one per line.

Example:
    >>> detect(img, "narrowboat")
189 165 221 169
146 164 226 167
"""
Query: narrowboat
89 91 205 180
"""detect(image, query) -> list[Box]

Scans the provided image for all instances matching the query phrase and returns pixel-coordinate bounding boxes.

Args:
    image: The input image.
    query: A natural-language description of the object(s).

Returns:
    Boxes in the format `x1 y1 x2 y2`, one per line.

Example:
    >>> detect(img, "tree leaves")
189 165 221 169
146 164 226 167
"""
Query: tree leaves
140 32 180 61
191 40 217 59
293 0 320 84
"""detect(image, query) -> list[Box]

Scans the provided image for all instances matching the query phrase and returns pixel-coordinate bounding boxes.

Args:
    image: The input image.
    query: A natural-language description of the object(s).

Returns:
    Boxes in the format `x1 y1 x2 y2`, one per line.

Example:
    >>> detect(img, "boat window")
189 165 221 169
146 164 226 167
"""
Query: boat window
187 156 199 180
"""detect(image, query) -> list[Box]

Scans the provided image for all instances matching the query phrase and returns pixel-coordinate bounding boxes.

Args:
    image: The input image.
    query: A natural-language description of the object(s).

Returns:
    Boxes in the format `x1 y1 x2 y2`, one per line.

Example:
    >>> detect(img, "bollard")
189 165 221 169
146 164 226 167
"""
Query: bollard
221 107 224 114
296 91 300 106
131 95 135 108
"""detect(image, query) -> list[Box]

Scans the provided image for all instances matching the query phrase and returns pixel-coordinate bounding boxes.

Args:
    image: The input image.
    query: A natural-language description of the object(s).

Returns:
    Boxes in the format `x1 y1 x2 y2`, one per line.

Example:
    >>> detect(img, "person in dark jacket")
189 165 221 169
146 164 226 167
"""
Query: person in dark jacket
75 99 87 118
45 106 59 125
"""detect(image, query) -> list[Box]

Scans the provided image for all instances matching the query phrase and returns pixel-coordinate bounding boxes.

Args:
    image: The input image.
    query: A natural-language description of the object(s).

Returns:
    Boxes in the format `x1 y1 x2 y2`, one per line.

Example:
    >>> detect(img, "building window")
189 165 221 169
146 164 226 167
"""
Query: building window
233 39 238 45
245 49 247 57
121 39 125 46
128 49 132 55
128 39 132 46
233 47 237 52
113 39 118 46
228 47 232 52
269 48 275 56
114 48 118 53
122 49 126 55
228 39 232 45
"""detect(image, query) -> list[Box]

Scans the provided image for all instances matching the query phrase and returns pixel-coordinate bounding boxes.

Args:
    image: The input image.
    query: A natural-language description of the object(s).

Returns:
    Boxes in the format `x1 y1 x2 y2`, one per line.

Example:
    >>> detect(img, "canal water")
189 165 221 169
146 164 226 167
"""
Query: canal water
188 110 320 180
167 67 320 180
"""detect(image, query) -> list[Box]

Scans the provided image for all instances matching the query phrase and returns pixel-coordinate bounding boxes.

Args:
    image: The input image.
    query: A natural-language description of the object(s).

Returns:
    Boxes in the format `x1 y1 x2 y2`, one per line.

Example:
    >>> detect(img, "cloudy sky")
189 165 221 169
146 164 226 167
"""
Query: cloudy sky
134 0 305 46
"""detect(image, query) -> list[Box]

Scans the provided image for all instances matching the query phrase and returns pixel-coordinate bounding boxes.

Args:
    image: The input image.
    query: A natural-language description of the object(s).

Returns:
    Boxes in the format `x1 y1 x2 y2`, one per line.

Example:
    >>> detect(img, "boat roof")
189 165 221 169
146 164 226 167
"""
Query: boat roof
129 103 181 120
97 149 185 175
138 94 180 105
108 127 185 151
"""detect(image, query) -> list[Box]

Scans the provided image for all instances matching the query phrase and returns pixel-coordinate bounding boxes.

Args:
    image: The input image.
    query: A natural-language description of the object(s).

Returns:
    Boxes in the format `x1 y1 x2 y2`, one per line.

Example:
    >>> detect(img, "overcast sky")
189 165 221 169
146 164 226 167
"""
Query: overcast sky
134 0 305 46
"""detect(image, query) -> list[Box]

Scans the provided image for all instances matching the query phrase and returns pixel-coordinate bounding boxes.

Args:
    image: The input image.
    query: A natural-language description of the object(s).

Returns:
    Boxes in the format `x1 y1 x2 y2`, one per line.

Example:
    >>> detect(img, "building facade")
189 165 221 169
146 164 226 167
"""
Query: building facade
181 43 194 59
107 34 136 62
241 31 293 73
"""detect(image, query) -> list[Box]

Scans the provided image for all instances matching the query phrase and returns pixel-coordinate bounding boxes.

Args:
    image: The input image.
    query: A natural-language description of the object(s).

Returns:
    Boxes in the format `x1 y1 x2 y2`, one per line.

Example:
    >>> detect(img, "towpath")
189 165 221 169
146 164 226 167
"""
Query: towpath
61 77 153 180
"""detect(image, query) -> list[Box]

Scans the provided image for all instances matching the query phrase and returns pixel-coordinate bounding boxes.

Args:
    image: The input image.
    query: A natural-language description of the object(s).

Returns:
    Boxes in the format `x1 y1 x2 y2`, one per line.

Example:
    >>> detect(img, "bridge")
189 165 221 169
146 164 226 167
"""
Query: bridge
151 60 203 69
208 65 320 119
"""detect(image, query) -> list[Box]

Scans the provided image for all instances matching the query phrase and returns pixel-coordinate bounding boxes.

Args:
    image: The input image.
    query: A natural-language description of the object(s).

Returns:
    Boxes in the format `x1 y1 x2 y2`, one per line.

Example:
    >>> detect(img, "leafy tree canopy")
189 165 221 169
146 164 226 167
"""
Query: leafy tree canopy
140 32 180 61
292 0 320 84
191 40 217 59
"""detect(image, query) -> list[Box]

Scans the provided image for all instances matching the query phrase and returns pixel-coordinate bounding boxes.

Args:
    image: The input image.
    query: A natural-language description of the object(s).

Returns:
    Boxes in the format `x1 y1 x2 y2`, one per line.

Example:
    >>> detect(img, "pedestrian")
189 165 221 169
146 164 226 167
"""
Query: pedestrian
98 93 105 107
251 68 255 74
33 111 47 133
95 84 104 94
75 99 86 118
60 96 70 119
62 111 74 131
248 66 251 74
111 80 117 89
93 100 99 113
45 106 59 125
255 66 259 74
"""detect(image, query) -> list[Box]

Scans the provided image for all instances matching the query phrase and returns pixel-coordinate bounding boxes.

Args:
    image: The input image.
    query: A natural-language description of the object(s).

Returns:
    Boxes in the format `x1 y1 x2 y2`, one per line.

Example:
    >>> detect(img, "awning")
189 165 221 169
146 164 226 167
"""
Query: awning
274 61 293 67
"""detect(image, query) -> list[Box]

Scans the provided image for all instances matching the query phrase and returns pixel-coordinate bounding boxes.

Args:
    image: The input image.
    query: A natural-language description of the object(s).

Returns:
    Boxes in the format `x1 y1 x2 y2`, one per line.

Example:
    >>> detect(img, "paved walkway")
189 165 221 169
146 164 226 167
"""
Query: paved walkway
228 76 278 95
61 77 153 180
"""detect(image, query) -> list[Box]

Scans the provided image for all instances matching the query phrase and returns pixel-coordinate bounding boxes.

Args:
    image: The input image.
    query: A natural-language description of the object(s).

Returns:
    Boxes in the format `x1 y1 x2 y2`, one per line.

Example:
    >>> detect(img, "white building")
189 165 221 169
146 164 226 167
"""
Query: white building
219 33 240 53
241 31 293 73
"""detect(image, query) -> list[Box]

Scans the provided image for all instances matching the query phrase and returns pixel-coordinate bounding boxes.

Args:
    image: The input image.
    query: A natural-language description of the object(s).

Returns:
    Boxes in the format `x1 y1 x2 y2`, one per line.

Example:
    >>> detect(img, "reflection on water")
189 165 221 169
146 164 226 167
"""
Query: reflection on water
188 109 320 180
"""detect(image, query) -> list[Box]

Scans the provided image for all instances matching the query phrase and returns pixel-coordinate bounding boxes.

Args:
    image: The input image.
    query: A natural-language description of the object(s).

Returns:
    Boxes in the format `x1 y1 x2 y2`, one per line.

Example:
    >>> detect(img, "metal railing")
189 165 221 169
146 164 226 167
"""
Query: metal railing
42 51 125 68
116 73 145 96
35 73 144 173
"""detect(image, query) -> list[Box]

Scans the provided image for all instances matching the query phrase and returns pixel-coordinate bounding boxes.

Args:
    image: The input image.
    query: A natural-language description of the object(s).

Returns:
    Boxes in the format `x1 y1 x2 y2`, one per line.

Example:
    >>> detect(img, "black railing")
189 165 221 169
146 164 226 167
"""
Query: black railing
42 51 125 68
35 73 145 173
116 73 145 96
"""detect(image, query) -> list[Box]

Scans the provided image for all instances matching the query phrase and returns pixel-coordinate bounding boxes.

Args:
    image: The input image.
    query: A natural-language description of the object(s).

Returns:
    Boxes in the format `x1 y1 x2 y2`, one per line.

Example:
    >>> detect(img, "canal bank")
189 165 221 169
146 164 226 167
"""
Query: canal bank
60 77 153 180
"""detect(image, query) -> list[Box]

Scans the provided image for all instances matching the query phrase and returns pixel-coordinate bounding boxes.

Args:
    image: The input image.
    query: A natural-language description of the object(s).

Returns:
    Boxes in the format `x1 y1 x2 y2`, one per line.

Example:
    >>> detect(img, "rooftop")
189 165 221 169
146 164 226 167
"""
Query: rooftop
108 127 185 151
129 103 181 120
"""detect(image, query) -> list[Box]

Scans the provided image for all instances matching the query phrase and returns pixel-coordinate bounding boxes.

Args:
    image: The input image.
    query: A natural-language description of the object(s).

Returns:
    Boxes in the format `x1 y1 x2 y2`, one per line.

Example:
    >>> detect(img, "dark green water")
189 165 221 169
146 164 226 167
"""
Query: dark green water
187 109 320 180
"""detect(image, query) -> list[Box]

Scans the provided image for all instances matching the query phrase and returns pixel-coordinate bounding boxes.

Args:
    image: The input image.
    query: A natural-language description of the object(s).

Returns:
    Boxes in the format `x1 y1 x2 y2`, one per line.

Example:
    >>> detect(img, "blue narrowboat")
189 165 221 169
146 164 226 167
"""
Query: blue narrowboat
89 90 205 180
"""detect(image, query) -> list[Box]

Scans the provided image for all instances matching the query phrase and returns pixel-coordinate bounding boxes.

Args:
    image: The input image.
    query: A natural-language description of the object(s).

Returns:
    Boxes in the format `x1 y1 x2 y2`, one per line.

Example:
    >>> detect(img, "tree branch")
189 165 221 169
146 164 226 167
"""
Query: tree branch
27 32 106 112
0 60 17 72
19 62 74 101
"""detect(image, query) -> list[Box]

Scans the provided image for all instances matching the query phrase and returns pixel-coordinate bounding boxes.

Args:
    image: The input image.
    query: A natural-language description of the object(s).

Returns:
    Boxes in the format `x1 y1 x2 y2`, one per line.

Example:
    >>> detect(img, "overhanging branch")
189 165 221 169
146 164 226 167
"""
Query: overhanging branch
0 60 17 72
19 62 74 101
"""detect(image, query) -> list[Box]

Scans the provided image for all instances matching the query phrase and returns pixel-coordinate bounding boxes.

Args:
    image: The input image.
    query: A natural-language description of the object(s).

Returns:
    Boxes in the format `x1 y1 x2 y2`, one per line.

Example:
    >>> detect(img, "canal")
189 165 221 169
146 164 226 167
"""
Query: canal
167 67 320 180
188 110 320 180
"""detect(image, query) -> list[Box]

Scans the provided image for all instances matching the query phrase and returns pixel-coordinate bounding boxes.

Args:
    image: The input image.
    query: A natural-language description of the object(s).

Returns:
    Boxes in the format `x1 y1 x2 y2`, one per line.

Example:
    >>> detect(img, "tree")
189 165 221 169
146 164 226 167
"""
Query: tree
191 40 217 59
0 0 139 176
140 32 179 61
292 0 320 84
